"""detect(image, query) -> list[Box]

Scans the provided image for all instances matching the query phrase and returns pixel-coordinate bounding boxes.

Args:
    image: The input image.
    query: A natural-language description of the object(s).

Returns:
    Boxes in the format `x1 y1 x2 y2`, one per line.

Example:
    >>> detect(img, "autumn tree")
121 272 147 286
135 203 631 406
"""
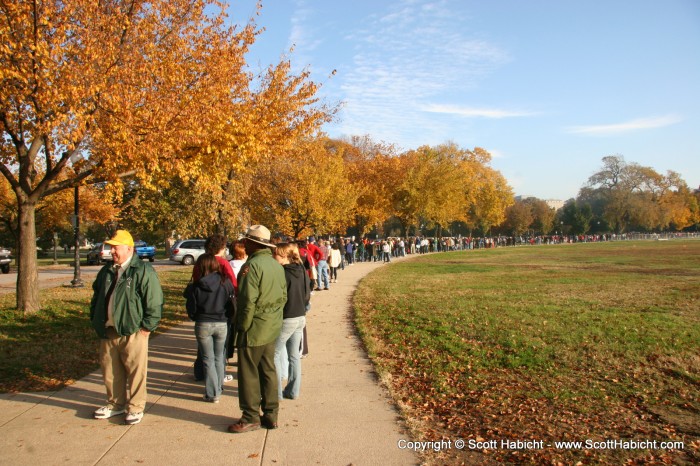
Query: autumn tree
245 137 357 238
655 171 698 230
326 136 398 236
388 151 422 235
464 152 514 235
503 200 534 236
387 143 512 237
526 198 557 235
585 155 697 232
0 175 17 246
1 1 333 312
417 143 475 236
35 182 117 248
0 172 116 253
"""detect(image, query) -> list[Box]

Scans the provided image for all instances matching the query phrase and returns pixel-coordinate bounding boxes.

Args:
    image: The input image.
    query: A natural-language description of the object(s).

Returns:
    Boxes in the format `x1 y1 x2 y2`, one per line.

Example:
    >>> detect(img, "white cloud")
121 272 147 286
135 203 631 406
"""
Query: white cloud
487 148 506 159
326 1 511 147
422 104 537 119
567 115 683 135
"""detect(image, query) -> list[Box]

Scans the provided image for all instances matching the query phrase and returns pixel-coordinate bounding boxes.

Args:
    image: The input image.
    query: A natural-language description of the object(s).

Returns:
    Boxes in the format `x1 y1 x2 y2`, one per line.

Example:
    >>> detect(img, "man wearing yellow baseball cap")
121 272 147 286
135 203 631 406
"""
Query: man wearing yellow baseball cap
90 229 163 425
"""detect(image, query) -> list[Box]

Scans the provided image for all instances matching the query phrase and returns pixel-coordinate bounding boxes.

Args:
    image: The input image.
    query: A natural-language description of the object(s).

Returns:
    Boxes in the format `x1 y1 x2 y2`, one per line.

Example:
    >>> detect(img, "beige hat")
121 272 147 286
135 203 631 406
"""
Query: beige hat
242 225 276 248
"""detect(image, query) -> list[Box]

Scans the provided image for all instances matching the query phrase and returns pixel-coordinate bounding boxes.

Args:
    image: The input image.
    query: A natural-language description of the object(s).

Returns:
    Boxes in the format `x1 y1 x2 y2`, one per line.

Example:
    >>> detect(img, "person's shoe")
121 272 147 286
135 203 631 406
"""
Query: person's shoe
124 412 143 425
223 374 233 383
324 287 329 290
93 405 126 419
228 419 260 433
203 395 220 403
261 415 278 429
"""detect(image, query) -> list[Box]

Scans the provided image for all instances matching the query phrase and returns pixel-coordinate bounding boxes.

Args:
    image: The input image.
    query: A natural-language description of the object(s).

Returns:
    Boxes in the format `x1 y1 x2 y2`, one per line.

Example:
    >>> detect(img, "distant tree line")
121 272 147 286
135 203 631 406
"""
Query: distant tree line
499 155 699 236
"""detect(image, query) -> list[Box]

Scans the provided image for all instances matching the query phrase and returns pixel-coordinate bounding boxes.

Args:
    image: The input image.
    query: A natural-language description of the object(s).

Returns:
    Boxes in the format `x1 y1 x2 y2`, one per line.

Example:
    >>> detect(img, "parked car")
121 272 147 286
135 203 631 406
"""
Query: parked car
87 242 112 265
134 241 156 262
0 246 12 273
169 239 206 265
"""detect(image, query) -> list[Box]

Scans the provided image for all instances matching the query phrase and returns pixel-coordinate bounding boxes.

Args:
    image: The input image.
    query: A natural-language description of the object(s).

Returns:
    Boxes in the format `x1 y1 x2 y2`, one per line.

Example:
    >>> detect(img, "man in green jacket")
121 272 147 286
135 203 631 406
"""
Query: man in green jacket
90 230 163 425
229 225 287 433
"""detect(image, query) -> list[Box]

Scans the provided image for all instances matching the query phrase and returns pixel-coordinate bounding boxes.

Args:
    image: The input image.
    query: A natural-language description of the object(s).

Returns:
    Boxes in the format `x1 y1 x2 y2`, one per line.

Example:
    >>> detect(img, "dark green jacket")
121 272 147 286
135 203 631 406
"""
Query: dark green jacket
235 248 287 347
90 255 163 338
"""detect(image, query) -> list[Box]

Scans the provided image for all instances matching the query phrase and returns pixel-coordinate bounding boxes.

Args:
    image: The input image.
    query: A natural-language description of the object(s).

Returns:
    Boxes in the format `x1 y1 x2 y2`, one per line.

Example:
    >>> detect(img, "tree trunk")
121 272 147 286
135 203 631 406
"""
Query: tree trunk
16 198 40 313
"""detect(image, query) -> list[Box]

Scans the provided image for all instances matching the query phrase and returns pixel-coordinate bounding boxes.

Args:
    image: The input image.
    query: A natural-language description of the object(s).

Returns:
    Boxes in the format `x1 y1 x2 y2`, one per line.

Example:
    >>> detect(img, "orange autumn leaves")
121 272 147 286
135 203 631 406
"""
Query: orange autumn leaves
0 0 334 312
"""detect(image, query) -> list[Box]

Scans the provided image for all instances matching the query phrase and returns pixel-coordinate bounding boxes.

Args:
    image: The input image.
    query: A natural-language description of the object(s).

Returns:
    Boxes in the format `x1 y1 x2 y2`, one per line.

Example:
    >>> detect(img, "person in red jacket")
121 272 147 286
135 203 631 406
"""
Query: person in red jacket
295 239 315 357
192 235 236 290
305 239 322 289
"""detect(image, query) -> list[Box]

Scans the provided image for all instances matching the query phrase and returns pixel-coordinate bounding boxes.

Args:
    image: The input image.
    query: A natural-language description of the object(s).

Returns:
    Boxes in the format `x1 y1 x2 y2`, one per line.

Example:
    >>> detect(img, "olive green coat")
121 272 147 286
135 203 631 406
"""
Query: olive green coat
90 255 163 338
235 248 287 347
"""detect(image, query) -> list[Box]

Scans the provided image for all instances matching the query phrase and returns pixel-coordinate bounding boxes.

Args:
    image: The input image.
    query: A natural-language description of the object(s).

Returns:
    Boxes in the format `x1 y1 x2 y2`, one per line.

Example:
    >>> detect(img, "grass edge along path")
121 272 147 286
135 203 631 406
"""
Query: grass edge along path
354 240 699 465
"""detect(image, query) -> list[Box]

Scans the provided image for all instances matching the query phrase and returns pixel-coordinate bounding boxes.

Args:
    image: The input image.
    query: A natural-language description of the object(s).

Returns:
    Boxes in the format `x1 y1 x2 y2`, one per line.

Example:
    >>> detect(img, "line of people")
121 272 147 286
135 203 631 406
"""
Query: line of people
89 226 392 432
182 227 309 433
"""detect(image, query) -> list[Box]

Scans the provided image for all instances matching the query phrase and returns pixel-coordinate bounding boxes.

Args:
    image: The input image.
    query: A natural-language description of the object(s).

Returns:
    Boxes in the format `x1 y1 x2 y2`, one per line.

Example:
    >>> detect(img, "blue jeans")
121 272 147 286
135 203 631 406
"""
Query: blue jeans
274 316 305 399
195 321 227 400
317 260 330 289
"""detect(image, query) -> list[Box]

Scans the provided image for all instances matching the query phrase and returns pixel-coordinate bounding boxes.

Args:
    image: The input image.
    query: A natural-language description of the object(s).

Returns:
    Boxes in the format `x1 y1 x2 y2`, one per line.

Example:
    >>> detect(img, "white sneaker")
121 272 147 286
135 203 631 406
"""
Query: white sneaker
224 374 233 383
125 412 143 425
94 405 126 419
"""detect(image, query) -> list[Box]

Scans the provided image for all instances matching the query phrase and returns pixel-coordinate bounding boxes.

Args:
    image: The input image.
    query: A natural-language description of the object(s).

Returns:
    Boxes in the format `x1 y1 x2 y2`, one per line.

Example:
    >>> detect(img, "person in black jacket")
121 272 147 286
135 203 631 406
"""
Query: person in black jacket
184 253 234 403
272 243 310 400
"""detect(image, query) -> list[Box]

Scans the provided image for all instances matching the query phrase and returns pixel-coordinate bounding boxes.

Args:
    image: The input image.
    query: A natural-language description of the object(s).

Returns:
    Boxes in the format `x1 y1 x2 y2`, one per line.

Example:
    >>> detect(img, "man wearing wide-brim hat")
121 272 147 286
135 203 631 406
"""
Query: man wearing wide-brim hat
89 229 163 426
229 225 287 433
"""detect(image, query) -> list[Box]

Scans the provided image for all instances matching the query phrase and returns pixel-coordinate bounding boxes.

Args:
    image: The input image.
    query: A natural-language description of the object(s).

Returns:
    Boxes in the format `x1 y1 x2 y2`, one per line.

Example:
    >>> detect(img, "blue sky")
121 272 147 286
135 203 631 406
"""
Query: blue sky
229 0 700 200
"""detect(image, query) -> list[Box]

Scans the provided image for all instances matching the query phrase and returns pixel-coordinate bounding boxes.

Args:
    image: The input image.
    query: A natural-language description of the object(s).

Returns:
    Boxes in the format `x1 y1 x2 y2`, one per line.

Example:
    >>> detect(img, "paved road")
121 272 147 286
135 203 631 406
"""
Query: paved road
0 259 184 294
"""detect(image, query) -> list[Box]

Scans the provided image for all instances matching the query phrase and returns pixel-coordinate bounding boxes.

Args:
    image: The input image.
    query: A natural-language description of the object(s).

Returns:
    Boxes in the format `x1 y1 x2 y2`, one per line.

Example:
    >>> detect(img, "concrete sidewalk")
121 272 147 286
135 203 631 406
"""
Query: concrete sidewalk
0 258 419 465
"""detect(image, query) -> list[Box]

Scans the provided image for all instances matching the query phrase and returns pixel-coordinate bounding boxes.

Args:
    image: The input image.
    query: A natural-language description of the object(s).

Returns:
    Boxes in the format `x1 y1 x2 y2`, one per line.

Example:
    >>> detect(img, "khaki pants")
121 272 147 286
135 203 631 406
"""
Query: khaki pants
99 327 150 413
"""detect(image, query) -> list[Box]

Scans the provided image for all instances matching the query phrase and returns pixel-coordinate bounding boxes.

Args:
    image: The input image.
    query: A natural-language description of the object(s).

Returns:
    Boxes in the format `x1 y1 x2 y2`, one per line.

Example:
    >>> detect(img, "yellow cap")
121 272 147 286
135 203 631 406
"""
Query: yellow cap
104 230 134 247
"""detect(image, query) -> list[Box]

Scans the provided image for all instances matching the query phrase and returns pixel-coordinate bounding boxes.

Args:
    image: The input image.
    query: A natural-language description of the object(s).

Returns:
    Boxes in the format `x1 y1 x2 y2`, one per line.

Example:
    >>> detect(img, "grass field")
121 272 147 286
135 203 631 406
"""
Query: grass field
354 240 699 465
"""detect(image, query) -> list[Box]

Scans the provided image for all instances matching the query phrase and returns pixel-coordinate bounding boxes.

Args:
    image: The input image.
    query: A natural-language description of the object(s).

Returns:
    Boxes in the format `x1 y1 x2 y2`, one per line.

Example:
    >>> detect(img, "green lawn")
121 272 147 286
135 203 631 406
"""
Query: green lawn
354 240 699 465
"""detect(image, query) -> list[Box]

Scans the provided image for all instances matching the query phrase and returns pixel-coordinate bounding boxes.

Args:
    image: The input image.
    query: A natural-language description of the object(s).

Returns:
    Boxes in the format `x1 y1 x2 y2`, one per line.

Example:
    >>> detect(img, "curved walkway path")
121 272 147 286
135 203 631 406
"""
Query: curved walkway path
0 257 419 465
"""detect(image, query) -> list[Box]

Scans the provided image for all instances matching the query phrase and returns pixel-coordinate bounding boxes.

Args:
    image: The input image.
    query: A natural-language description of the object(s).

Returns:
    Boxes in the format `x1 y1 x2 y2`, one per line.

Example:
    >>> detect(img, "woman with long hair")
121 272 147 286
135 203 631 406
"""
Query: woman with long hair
229 240 248 280
184 253 234 403
328 241 342 283
272 243 310 399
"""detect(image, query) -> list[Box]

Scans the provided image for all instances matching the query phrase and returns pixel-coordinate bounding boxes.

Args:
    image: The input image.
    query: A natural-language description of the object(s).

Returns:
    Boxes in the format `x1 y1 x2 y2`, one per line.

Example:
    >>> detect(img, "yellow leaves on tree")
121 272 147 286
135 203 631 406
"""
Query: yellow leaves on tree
390 142 513 235
246 138 358 239
586 156 697 232
325 136 399 236
1 0 333 312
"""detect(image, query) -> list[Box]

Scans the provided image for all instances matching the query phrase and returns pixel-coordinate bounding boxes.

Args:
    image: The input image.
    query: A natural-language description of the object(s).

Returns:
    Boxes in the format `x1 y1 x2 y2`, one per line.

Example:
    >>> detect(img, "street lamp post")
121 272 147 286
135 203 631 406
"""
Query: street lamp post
53 232 58 265
71 184 83 287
